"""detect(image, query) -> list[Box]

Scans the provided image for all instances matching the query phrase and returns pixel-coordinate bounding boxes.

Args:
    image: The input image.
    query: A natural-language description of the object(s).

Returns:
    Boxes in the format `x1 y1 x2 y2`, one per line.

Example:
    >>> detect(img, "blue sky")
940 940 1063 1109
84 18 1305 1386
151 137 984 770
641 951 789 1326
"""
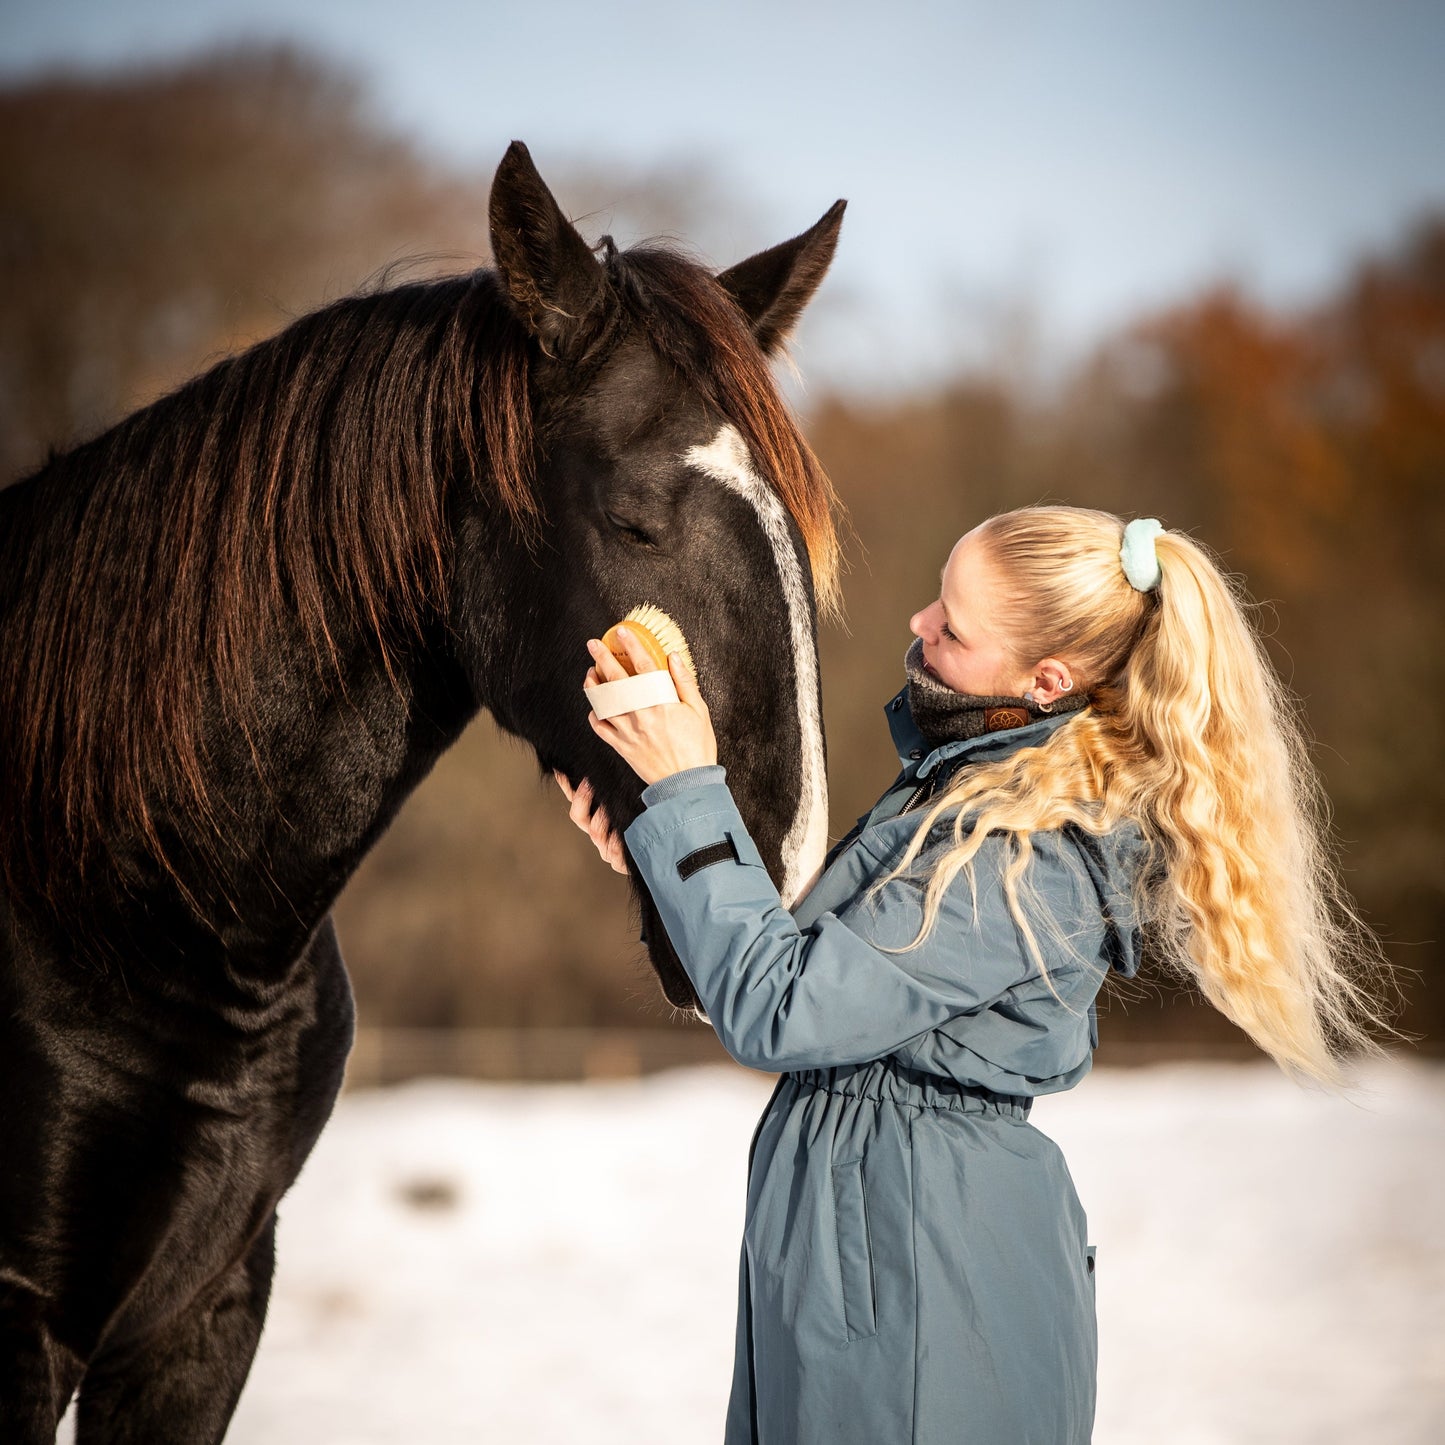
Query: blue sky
4 0 1443 392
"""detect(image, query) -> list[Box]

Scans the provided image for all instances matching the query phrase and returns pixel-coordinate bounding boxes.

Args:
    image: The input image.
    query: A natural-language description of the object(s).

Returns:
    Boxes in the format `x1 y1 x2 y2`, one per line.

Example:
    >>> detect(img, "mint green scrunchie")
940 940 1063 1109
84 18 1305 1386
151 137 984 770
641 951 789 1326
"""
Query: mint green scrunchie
1120 517 1163 591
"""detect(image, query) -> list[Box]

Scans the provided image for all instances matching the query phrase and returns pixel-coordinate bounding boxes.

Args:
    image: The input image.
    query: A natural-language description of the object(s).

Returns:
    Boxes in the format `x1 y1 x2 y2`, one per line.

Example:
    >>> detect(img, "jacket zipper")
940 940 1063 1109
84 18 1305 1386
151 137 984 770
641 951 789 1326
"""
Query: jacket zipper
898 777 934 816
895 780 930 814
820 766 953 878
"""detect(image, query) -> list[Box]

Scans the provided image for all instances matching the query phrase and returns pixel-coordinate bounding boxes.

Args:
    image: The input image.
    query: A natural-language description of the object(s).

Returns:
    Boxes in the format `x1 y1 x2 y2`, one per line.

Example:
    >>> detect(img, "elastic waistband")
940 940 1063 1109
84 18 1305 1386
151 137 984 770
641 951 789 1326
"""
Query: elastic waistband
789 1058 1033 1120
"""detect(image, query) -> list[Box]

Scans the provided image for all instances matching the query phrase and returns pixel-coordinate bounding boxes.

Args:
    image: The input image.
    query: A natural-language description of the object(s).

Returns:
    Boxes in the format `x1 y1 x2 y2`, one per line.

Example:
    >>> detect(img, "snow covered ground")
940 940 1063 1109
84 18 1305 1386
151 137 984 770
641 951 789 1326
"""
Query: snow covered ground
60 1056 1445 1443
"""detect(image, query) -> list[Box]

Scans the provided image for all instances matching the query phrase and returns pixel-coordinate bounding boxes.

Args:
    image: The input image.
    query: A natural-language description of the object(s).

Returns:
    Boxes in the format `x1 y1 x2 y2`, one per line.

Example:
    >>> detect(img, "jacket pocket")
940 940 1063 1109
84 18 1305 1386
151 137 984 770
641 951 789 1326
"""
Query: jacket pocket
832 1157 878 1341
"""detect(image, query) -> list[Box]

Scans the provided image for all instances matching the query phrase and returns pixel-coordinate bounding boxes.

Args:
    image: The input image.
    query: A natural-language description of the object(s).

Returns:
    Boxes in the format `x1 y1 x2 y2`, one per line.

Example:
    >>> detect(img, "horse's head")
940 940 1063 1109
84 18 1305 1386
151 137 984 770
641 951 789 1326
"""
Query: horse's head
457 142 844 1011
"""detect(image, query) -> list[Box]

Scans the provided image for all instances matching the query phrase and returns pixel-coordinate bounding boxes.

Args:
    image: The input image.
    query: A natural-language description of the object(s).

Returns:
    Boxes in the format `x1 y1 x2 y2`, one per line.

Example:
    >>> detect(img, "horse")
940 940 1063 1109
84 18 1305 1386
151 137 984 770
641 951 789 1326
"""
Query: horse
0 139 844 1442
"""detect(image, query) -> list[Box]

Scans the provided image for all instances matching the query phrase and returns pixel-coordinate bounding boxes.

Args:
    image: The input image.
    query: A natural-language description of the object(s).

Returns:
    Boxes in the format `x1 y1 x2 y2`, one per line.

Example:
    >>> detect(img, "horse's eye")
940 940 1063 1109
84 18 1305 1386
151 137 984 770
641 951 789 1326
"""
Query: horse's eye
605 511 654 546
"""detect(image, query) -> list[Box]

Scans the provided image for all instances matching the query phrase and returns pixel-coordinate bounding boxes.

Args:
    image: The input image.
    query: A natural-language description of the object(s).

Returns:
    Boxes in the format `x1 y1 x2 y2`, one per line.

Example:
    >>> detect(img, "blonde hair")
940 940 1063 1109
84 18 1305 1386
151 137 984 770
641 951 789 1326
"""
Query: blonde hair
867 505 1399 1087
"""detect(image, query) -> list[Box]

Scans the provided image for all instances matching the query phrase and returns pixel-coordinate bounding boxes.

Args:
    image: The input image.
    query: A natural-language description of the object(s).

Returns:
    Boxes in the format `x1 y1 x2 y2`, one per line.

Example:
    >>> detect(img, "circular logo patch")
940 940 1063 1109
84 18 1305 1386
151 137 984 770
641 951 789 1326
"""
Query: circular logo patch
984 707 1029 732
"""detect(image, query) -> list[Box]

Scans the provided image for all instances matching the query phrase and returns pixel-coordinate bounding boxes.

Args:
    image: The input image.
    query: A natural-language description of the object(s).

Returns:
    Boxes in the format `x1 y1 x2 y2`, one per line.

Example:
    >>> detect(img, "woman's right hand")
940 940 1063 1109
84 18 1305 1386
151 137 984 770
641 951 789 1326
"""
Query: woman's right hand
553 770 627 875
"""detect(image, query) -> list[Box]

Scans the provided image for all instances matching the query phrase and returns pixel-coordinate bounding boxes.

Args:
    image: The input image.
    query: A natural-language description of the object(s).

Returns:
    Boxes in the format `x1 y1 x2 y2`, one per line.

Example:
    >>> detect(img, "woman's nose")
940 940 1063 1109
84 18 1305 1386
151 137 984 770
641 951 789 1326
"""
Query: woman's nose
909 605 934 640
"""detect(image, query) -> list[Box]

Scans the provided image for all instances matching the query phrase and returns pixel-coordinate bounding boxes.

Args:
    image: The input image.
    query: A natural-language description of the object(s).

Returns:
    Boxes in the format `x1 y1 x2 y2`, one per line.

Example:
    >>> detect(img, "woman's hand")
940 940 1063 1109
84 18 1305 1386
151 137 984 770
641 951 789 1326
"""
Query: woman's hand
553 771 627 874
583 627 717 785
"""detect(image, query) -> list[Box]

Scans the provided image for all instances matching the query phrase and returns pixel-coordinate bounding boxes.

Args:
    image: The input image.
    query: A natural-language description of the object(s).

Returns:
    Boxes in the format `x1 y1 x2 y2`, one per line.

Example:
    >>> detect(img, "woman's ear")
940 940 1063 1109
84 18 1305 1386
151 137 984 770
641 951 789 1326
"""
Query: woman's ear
1030 659 1077 704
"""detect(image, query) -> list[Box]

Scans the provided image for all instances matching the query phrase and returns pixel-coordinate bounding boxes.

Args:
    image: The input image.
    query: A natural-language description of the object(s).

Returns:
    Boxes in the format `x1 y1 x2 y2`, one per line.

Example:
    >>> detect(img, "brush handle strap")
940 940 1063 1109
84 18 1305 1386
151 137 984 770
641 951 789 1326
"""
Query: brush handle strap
584 670 680 720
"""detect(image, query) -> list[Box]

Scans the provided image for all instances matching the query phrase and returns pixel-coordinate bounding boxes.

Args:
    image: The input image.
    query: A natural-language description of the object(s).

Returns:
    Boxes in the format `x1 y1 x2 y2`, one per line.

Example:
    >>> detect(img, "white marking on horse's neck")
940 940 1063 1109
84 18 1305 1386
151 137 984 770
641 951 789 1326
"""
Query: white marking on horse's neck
684 425 829 908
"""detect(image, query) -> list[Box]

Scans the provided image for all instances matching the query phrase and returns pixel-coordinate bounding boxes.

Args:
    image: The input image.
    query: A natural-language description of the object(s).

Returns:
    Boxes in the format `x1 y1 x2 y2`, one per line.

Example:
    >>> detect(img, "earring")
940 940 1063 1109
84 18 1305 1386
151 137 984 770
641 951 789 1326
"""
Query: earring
1061 679 1074 693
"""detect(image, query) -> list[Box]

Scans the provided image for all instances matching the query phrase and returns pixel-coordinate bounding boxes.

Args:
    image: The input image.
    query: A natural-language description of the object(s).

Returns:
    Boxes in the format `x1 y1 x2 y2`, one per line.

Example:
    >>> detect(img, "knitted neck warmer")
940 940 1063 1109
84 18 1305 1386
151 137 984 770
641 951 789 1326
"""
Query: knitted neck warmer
904 637 1090 745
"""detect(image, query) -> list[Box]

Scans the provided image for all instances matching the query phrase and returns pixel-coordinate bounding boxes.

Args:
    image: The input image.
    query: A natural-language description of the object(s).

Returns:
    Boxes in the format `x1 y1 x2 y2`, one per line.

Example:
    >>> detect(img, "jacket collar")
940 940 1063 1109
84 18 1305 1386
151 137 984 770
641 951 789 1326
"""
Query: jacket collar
884 682 1083 777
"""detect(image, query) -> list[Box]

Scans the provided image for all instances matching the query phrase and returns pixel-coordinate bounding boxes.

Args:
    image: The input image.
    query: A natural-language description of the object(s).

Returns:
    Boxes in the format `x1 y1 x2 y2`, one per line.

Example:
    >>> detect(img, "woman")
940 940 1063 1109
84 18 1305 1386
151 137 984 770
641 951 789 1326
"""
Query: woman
554 506 1392 1445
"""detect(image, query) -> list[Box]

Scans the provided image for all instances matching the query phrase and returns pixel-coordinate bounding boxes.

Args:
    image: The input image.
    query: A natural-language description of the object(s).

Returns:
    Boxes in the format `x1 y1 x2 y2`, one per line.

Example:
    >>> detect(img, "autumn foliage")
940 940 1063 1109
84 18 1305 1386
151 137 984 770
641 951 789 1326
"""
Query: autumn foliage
3 48 1439 1050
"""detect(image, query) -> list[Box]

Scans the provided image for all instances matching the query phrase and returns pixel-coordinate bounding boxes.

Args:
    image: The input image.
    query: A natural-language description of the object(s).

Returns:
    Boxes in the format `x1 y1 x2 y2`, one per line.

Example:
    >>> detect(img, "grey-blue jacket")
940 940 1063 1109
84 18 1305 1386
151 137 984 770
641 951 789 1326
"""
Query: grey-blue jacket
623 683 1144 1445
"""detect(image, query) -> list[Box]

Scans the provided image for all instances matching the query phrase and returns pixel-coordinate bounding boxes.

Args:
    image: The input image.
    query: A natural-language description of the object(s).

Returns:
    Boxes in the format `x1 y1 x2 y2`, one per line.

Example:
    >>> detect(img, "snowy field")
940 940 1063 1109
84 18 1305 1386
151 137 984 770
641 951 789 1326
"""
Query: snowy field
60 1056 1445 1443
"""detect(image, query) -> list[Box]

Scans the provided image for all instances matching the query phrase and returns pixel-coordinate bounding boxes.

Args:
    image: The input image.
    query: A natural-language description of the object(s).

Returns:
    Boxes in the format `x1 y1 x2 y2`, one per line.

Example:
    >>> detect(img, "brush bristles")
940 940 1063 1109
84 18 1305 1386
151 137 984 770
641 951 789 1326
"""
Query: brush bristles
623 603 695 675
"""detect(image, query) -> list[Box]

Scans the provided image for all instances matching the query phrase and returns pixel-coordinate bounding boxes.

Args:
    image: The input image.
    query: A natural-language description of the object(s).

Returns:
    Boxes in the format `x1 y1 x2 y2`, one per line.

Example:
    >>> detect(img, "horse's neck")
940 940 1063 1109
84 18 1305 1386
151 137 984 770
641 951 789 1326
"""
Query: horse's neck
169 622 478 974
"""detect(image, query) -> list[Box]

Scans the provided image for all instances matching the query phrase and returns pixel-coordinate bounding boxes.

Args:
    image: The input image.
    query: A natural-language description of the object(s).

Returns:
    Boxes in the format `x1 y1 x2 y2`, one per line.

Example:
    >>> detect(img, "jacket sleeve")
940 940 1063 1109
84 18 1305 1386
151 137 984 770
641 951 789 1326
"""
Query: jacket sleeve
622 772 1054 1072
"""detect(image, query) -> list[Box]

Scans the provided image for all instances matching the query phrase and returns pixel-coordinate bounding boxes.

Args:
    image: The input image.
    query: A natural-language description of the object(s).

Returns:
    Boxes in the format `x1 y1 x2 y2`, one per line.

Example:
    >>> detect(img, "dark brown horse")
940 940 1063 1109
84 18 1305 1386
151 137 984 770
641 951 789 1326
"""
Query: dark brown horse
0 141 844 1442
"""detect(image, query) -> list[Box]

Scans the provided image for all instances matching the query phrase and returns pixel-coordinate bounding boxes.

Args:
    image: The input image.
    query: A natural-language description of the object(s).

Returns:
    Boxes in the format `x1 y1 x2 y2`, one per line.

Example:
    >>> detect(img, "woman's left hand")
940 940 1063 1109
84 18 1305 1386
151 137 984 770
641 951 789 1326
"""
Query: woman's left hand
584 627 718 785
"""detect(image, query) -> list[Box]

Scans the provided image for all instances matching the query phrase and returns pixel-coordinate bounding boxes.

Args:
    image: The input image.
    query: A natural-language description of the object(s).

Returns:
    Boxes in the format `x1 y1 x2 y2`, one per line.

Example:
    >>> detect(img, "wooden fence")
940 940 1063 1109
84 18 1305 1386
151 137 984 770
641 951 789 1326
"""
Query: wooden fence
346 1025 731 1087
344 1026 1267 1088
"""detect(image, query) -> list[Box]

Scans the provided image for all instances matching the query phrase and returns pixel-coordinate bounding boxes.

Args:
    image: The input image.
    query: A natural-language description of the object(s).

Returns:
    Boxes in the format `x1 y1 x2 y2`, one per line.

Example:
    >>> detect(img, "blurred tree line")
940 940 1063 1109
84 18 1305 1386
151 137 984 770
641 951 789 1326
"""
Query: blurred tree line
3 47 1439 1052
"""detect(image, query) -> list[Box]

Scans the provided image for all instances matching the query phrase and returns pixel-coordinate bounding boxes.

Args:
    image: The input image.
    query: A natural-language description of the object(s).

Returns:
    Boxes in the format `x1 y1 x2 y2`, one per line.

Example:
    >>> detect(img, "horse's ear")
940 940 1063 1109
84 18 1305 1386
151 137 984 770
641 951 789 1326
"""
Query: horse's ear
716 199 846 356
489 140 612 358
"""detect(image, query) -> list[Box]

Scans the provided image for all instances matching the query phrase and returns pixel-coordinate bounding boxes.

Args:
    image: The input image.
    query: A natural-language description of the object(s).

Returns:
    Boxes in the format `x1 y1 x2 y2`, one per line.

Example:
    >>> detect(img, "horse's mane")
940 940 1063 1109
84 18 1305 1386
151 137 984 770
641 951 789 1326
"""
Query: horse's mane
0 245 842 912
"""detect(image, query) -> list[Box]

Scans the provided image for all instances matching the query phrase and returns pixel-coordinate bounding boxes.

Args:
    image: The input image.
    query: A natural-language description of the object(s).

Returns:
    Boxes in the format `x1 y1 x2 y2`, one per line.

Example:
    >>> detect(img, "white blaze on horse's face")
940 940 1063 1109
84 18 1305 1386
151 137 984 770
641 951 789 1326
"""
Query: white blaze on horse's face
684 424 829 909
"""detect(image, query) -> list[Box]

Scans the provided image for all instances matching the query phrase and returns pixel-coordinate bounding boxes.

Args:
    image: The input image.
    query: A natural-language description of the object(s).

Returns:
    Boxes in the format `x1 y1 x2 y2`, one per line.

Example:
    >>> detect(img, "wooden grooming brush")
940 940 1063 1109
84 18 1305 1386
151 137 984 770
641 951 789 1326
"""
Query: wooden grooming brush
600 604 695 676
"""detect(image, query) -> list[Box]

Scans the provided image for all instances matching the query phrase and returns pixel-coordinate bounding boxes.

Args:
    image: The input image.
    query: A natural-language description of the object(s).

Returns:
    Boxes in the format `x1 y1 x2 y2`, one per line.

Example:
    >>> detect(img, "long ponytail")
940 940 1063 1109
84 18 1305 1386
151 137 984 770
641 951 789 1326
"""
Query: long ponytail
867 506 1399 1086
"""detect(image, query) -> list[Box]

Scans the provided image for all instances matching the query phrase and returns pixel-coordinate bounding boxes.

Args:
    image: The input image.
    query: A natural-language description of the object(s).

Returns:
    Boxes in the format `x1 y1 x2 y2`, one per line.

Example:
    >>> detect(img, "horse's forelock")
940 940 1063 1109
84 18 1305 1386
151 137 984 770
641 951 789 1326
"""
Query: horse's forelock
603 246 845 626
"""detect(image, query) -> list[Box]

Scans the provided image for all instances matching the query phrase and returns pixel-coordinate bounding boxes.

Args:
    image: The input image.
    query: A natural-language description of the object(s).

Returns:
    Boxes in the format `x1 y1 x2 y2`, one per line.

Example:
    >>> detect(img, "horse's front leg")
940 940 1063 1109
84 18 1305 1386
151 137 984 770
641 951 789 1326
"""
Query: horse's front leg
0 1278 86 1444
73 1214 277 1445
